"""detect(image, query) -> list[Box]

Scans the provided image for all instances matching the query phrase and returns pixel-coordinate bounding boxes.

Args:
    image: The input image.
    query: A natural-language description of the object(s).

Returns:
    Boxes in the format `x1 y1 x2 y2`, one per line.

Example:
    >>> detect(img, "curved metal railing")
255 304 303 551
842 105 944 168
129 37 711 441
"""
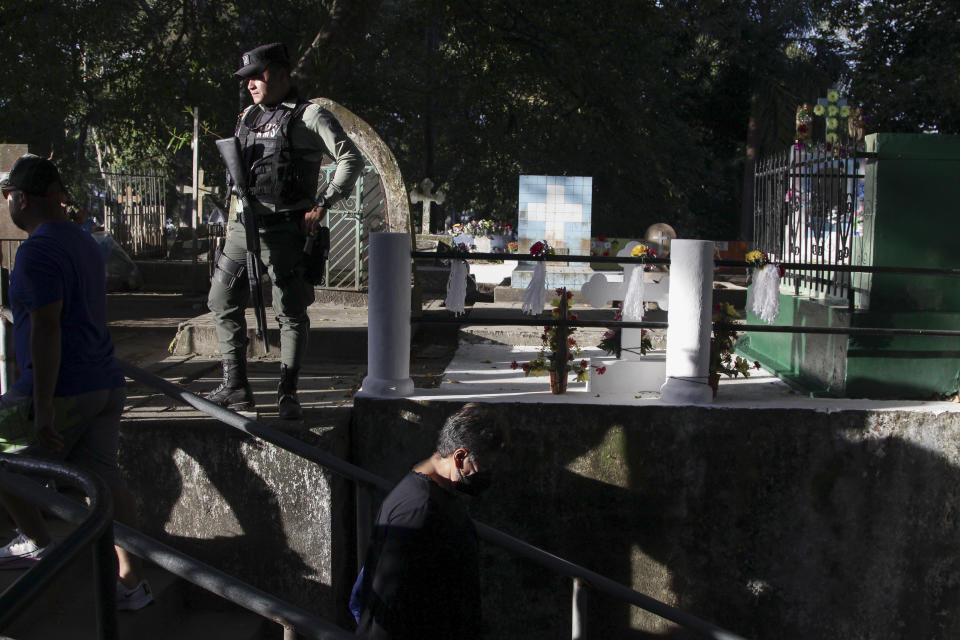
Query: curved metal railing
0 456 117 638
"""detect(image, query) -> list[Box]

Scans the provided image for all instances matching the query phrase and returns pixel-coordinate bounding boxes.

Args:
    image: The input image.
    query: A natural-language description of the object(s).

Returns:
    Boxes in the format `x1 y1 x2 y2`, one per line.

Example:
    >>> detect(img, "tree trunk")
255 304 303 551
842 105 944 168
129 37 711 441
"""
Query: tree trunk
740 93 760 242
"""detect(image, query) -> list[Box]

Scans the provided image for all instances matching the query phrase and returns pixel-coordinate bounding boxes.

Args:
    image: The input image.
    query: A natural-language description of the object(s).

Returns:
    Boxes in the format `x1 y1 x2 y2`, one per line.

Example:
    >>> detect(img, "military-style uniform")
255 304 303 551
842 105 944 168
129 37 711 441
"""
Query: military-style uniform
206 43 362 417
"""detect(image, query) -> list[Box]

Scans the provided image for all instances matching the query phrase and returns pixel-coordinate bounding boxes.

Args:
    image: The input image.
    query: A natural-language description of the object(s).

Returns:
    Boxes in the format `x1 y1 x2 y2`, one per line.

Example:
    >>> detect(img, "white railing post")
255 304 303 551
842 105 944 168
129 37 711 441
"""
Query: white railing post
359 232 415 397
659 239 714 404
571 577 587 639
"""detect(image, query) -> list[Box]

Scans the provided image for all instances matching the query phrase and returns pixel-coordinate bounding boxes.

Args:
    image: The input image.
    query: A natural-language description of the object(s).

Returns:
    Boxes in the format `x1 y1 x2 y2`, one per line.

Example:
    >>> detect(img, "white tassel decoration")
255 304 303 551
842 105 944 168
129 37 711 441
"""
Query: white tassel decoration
747 263 781 324
621 265 646 321
444 259 468 315
521 261 547 315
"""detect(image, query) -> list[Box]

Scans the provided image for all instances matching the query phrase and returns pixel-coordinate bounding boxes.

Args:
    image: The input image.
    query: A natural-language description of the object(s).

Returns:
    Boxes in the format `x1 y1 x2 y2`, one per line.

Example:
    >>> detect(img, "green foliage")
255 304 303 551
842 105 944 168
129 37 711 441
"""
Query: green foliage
3 0 958 237
830 0 960 133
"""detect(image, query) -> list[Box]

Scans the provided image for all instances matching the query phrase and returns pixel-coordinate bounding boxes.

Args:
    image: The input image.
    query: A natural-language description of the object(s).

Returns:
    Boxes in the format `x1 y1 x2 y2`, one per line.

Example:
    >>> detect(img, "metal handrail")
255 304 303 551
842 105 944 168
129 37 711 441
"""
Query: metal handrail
119 360 748 640
0 456 117 638
0 468 354 640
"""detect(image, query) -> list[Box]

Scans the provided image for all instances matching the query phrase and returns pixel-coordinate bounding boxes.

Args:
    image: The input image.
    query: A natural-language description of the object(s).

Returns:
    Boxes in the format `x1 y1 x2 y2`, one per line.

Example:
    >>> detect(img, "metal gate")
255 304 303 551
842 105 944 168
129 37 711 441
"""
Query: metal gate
322 164 385 291
753 145 866 301
98 169 166 258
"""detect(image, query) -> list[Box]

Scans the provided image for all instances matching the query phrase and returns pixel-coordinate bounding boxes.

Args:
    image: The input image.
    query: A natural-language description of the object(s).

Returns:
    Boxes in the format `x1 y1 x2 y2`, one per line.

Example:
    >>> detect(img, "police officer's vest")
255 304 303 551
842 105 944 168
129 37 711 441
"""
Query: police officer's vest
235 101 311 206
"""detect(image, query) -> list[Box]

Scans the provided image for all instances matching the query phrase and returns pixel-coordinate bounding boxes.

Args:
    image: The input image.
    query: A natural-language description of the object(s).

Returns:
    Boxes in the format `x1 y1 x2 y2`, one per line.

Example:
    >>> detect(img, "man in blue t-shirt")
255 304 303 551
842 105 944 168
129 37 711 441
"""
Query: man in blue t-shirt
0 154 152 610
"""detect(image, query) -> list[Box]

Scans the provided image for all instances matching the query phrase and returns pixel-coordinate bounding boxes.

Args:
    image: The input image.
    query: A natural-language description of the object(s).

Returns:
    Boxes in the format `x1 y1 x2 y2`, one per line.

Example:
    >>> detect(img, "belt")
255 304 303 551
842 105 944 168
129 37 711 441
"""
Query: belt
235 210 307 227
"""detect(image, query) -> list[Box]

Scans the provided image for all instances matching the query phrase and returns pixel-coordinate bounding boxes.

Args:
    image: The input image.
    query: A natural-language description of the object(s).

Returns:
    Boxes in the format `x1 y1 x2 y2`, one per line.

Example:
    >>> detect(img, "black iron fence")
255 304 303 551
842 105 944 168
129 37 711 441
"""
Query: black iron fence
753 145 870 303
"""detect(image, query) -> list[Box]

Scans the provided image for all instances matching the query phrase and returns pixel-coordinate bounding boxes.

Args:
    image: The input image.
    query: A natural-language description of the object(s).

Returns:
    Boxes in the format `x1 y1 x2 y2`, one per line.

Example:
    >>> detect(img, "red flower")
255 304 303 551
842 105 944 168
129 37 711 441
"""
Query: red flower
647 248 657 257
566 291 574 299
522 362 531 372
530 241 545 256
568 338 576 346
754 361 762 369
603 251 609 256
544 325 551 332
598 235 606 241
580 359 587 368
555 287 565 296
713 303 722 312
568 313 578 321
596 366 607 375
511 361 519 370
777 264 786 278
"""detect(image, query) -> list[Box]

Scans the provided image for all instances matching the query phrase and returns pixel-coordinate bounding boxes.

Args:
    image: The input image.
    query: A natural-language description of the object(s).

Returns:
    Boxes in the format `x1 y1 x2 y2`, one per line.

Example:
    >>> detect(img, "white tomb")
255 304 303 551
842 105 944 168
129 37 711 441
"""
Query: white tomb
581 241 669 394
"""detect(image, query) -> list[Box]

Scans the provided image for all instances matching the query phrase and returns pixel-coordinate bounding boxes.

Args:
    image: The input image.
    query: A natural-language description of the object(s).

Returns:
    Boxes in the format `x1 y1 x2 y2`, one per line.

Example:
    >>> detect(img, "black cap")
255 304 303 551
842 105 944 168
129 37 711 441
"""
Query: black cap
235 43 291 78
0 154 66 198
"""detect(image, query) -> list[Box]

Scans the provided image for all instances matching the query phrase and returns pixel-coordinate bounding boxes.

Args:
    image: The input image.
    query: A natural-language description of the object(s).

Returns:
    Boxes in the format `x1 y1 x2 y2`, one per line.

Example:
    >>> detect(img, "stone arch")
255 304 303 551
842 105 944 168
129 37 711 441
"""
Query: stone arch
309 98 410 235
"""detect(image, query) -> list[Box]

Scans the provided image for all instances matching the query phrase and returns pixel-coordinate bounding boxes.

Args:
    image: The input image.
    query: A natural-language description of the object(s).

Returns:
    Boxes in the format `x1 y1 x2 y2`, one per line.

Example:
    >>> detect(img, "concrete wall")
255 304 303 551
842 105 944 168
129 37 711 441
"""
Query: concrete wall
119 416 355 626
353 398 960 639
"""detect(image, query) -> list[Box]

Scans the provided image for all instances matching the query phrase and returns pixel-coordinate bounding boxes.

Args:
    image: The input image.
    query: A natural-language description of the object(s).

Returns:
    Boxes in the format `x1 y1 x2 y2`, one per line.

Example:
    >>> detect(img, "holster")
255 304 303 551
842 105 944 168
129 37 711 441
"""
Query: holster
304 226 330 286
213 251 247 287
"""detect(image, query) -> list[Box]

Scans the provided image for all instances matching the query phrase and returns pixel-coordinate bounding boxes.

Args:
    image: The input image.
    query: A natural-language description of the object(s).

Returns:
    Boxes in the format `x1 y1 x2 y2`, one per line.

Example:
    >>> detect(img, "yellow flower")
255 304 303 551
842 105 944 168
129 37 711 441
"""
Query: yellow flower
840 105 851 117
813 104 825 116
631 244 648 257
827 105 839 116
826 132 839 143
826 117 838 130
745 250 764 263
827 90 839 102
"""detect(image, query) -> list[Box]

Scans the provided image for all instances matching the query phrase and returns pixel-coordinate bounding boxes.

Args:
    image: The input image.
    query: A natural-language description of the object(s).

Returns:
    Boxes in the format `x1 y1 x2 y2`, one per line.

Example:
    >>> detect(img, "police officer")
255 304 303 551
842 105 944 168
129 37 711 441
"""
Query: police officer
207 43 363 419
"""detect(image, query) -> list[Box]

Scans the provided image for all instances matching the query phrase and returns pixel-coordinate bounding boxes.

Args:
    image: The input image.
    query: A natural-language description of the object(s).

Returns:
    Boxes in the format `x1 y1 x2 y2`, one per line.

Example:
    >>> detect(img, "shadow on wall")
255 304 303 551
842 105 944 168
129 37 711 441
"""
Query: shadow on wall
358 401 960 640
120 419 351 625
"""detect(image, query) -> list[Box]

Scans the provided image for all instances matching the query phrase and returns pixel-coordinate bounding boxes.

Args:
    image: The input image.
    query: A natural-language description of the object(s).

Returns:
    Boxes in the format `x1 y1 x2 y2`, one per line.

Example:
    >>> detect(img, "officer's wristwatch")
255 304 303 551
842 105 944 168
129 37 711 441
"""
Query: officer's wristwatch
315 195 328 209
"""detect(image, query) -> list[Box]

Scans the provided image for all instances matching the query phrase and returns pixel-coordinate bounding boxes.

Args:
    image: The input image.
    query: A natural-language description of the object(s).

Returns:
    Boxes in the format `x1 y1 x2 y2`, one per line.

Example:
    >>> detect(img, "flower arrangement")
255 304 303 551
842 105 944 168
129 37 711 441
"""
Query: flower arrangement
745 250 786 277
710 302 760 394
512 288 600 391
797 88 861 154
597 303 652 364
452 219 512 238
528 240 552 257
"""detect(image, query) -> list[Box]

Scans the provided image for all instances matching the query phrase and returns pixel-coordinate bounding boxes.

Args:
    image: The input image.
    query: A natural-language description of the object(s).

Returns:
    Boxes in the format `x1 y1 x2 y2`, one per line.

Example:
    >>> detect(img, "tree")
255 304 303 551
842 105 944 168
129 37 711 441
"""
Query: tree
831 0 960 133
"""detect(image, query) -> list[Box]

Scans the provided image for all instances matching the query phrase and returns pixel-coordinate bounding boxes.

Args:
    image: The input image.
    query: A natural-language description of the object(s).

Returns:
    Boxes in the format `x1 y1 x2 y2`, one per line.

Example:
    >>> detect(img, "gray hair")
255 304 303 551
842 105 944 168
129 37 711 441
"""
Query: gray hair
436 402 505 462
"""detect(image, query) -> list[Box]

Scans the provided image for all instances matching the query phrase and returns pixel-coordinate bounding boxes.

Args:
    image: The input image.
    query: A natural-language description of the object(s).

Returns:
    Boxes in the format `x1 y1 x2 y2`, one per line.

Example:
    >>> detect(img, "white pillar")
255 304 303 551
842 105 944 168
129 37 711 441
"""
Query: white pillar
359 232 415 397
660 239 714 404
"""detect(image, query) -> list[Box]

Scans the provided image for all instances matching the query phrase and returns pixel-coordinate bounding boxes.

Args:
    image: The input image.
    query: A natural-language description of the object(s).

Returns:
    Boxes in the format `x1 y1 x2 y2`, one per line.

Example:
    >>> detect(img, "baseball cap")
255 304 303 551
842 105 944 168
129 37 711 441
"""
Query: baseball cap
0 154 66 198
235 43 291 78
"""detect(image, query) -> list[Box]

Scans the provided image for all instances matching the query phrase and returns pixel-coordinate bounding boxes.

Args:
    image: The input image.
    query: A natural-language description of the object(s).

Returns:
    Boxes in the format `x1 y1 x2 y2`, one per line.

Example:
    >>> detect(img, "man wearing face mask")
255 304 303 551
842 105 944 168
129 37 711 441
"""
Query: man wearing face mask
354 402 506 639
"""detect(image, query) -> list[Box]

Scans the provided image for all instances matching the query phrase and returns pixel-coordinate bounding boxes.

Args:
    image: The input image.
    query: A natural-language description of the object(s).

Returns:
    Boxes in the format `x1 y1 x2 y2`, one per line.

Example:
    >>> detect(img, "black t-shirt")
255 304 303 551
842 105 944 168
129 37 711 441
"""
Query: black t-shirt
356 471 481 639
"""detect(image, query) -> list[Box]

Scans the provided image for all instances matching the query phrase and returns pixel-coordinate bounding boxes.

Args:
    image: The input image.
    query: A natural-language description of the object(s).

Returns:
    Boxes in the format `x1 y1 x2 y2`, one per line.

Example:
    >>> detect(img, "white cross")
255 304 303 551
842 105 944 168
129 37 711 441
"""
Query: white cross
409 178 445 233
525 184 583 248
580 241 670 311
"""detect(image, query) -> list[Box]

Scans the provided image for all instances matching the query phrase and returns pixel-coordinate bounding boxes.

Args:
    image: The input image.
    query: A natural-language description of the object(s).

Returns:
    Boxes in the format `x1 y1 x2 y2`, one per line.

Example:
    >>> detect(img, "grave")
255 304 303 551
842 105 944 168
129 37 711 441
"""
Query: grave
409 178 444 234
511 175 595 291
581 240 670 394
738 133 960 398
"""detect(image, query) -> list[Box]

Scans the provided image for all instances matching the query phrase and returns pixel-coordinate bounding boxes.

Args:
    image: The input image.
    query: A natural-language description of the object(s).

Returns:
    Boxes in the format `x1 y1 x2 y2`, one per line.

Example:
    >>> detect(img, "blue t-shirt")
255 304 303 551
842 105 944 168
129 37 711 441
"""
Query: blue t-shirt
9 221 125 397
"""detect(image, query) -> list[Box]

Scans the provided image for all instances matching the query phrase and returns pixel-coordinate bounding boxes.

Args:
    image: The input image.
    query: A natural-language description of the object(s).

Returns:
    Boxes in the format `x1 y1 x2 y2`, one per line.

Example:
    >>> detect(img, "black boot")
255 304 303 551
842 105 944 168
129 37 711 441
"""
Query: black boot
277 364 302 420
206 359 255 411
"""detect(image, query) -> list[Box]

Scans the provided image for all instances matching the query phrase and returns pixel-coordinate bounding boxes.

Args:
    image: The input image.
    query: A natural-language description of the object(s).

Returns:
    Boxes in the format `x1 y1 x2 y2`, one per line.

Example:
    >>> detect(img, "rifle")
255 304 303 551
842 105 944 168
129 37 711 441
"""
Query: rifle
215 136 270 353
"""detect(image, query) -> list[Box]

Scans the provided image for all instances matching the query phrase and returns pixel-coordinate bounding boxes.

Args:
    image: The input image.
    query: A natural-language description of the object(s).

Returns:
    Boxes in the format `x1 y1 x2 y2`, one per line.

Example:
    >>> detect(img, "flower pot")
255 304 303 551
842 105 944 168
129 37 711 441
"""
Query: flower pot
473 236 492 254
549 370 568 394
